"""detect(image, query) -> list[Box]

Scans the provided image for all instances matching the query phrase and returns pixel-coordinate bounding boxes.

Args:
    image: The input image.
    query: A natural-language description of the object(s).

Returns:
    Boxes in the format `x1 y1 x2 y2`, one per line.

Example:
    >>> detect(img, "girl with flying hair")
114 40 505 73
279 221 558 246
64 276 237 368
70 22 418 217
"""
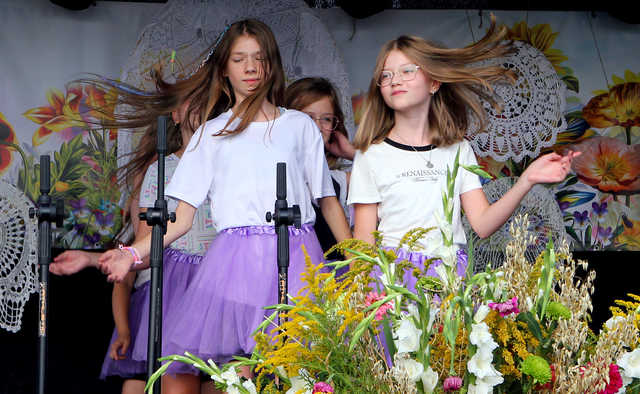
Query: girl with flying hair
348 16 579 284
95 19 350 393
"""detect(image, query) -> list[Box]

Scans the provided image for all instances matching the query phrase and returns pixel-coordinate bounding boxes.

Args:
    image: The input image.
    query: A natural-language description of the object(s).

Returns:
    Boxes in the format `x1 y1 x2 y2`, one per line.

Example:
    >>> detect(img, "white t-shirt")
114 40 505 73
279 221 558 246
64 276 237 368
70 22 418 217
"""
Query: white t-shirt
135 154 218 288
348 138 481 251
166 108 335 231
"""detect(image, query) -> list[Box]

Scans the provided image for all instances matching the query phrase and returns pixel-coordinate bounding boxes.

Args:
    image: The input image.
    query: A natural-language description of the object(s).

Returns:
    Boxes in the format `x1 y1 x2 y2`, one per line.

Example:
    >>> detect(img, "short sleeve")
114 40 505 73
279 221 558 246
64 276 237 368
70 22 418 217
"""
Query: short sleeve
166 124 215 208
302 118 335 199
459 140 482 194
347 149 381 205
139 162 158 208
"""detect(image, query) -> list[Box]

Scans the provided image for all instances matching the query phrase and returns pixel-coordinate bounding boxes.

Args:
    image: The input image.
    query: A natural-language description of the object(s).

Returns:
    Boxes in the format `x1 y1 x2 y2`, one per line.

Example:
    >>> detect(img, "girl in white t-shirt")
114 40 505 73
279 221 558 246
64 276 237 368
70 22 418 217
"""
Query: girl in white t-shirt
98 19 351 393
285 77 356 259
348 16 579 285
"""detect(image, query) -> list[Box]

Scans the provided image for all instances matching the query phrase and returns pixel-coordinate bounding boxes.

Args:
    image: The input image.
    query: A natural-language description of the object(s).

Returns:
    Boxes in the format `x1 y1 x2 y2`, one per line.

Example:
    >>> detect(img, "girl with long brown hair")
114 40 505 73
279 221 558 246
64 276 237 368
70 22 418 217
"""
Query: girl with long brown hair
348 17 579 284
285 77 355 258
95 19 350 393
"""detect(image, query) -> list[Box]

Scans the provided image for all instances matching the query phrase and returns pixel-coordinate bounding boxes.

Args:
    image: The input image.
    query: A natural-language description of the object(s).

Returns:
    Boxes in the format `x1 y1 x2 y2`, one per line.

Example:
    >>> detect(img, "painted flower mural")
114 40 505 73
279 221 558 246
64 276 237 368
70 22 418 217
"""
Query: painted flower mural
583 82 640 145
0 112 18 176
12 84 124 249
570 136 640 195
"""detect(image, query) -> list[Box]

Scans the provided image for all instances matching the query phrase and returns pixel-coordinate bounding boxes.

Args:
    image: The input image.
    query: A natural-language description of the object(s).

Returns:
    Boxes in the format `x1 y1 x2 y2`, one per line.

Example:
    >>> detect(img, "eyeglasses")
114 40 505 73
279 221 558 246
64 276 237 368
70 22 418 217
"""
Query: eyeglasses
305 113 340 131
377 64 421 87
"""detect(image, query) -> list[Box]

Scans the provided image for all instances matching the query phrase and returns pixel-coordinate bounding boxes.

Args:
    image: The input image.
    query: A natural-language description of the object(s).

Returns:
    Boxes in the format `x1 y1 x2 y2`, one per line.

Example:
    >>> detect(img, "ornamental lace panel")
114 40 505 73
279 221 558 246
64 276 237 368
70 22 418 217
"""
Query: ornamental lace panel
462 177 567 272
466 41 567 162
0 180 38 333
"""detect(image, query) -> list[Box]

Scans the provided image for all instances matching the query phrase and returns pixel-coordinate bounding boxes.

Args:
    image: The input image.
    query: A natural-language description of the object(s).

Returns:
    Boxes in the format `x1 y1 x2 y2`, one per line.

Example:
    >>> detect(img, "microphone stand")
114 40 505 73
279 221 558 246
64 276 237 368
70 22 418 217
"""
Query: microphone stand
266 162 301 326
139 115 175 393
30 155 64 394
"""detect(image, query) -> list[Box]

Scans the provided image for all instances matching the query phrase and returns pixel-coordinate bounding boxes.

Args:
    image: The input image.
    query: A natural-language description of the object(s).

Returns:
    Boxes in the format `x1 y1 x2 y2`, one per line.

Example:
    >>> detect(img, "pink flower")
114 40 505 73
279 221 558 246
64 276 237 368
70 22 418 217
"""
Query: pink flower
443 376 462 391
488 297 520 317
365 291 394 321
313 381 334 393
598 364 623 394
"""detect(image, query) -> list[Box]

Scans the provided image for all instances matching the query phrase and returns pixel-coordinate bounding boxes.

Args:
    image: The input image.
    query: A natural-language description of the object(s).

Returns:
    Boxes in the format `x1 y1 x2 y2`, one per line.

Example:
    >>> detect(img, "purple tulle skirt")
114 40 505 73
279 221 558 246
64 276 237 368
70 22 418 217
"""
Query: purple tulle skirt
375 247 468 367
162 224 324 375
99 248 203 379
386 247 468 291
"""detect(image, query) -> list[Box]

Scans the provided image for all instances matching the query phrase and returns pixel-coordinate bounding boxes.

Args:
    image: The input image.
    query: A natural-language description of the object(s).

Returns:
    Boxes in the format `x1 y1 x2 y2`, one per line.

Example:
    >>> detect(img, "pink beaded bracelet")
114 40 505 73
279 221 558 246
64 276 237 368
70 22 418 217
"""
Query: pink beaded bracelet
118 244 143 266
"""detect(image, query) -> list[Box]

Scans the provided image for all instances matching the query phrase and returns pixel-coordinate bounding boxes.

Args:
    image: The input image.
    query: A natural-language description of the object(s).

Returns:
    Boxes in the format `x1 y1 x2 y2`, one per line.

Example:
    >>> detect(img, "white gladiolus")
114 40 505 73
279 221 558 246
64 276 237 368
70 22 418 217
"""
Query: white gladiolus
394 318 422 354
469 323 494 346
617 348 640 378
605 316 626 331
220 368 240 386
393 356 425 382
474 305 491 323
420 366 439 393
468 350 502 379
242 380 258 394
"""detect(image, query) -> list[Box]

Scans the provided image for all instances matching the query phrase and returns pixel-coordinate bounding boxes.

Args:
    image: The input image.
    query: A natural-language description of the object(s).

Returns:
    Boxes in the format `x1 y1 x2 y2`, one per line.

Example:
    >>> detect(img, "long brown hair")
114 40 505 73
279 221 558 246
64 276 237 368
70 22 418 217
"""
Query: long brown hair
354 15 515 151
71 19 286 198
193 18 286 141
284 77 348 169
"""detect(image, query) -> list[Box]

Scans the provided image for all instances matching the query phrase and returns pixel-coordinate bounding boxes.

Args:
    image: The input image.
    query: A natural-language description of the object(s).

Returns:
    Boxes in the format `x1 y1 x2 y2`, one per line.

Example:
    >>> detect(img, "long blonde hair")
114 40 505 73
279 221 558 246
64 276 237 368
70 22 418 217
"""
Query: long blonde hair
354 15 515 151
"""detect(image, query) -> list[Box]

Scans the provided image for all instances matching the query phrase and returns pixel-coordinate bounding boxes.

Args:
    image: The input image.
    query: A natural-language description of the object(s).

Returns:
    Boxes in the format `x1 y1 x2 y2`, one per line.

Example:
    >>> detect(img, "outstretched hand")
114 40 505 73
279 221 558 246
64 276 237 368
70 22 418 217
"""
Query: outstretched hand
98 249 135 283
325 131 356 161
50 250 98 276
522 150 581 186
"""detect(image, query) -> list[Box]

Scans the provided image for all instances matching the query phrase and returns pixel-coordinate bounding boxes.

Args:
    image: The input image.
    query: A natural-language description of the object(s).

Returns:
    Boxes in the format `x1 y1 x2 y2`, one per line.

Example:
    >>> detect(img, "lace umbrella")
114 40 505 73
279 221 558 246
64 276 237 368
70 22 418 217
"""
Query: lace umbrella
462 177 567 272
466 41 567 162
0 180 38 333
117 0 355 175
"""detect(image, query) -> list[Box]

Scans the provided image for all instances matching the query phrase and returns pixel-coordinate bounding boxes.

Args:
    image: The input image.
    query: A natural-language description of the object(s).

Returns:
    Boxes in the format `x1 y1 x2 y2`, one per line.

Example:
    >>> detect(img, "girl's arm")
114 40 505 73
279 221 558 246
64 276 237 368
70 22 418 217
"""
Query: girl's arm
353 203 378 245
109 271 136 360
319 196 352 242
99 201 196 282
461 151 579 238
49 250 100 275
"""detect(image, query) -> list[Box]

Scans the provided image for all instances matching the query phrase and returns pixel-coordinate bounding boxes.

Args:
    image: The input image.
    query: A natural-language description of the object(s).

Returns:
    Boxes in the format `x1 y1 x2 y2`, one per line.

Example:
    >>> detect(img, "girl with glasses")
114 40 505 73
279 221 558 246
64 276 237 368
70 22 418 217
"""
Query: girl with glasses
349 16 579 286
285 77 356 259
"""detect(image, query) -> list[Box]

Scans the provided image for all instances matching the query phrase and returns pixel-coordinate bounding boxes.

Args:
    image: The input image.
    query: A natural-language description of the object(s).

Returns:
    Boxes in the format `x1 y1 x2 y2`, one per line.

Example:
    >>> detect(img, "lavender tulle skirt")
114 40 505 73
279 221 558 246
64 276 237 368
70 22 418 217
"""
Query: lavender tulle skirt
162 224 324 374
99 248 203 379
375 247 468 367
385 247 468 291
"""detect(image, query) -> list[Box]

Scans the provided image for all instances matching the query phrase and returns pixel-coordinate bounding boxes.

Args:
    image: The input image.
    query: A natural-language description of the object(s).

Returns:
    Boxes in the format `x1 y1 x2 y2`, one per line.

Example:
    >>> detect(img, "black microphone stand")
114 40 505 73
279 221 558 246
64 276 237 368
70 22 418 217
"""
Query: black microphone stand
30 155 64 394
139 115 175 393
265 162 301 326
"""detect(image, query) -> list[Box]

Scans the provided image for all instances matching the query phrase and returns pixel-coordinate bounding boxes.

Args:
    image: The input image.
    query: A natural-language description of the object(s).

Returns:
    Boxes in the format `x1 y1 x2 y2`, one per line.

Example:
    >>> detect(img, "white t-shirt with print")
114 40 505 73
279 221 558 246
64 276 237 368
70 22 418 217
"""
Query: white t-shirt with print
348 138 481 251
166 108 335 230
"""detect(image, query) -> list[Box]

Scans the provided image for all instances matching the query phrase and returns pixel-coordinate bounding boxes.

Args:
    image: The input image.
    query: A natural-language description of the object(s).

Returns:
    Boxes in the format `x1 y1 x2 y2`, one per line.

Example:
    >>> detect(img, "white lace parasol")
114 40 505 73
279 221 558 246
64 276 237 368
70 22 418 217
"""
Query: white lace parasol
0 180 38 333
462 177 567 272
466 40 567 162
117 0 355 178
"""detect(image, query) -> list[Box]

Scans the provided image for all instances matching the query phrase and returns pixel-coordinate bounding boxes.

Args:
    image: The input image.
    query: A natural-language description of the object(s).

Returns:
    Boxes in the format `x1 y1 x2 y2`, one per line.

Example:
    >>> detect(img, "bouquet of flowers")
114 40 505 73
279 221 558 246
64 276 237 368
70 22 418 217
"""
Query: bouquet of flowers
147 149 640 393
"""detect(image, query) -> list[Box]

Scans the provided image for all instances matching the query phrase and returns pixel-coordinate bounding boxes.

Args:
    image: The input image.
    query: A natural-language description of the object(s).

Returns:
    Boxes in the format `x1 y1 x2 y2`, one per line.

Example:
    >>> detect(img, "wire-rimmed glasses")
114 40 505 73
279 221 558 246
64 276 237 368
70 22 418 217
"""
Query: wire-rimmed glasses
305 113 340 131
377 64 421 87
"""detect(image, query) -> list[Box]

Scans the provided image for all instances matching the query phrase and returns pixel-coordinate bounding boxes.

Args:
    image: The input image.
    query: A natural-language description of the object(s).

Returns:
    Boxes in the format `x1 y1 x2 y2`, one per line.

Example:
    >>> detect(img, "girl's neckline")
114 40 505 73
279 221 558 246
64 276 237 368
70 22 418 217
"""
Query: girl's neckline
225 106 286 124
384 137 436 151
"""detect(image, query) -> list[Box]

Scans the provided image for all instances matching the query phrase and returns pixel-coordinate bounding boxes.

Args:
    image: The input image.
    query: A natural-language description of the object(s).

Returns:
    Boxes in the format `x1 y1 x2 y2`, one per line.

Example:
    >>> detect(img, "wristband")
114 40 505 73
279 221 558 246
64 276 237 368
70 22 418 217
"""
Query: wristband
118 244 143 266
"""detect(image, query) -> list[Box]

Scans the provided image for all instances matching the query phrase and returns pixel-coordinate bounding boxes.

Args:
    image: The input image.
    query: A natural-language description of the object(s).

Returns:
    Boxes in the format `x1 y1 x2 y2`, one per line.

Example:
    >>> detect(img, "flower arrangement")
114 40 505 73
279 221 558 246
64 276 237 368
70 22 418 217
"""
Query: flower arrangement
147 149 640 393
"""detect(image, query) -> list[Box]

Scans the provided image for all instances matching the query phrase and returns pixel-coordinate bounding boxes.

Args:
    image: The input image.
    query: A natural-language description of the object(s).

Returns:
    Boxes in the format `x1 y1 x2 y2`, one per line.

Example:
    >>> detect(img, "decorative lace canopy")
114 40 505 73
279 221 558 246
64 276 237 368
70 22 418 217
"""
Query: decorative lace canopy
466 41 567 162
462 177 567 272
117 0 354 175
0 181 38 333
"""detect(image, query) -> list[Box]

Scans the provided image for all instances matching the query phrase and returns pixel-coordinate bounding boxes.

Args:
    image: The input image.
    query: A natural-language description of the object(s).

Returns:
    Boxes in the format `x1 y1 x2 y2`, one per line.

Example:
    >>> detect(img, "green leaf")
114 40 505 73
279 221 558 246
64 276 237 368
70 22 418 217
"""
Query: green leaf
517 312 543 342
562 75 580 93
382 317 397 362
144 360 173 392
460 164 493 180
584 225 592 249
611 224 624 240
